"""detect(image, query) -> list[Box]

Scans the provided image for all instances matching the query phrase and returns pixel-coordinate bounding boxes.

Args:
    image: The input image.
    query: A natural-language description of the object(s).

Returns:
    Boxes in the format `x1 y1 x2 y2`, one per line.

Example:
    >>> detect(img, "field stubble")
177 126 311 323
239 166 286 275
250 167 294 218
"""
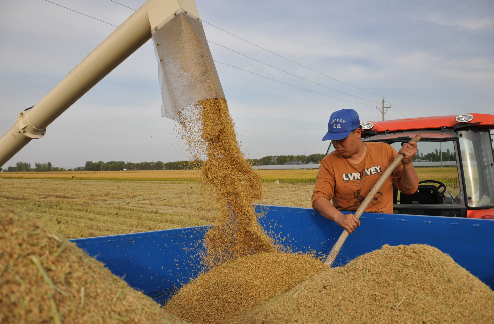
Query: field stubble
0 167 458 239
0 176 314 239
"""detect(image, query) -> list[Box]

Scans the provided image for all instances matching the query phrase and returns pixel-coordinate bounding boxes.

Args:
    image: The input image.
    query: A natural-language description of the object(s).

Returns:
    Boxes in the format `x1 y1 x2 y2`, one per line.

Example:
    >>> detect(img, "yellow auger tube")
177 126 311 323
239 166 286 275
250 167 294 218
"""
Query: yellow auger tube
0 0 201 168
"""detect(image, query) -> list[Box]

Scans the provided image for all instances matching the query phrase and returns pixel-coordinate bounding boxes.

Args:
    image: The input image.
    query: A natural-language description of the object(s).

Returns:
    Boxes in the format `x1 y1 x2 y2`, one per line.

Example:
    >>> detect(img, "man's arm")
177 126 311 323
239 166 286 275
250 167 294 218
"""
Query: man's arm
398 142 419 191
313 196 360 234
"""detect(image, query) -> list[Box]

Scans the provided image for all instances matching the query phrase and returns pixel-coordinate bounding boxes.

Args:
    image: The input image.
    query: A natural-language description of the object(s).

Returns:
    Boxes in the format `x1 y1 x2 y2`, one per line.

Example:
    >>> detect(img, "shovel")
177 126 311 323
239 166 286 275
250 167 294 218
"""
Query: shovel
324 133 422 267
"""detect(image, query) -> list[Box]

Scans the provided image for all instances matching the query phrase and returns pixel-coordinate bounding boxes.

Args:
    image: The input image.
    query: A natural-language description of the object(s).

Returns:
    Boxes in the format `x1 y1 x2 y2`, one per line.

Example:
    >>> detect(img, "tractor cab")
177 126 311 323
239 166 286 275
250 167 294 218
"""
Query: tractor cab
328 113 494 219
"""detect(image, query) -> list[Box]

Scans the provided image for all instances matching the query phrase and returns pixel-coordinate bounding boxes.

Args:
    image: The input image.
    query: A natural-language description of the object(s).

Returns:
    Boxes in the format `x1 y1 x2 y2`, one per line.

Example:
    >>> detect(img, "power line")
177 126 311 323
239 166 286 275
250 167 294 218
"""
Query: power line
109 0 134 11
200 19 411 118
44 0 401 111
44 0 118 27
215 61 375 106
107 1 384 102
209 41 380 104
202 20 384 99
205 19 406 118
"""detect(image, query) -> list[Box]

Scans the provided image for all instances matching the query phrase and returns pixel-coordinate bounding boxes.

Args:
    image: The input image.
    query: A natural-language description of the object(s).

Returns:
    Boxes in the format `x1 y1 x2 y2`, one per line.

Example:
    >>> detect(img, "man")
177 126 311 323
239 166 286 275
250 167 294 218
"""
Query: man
312 109 419 234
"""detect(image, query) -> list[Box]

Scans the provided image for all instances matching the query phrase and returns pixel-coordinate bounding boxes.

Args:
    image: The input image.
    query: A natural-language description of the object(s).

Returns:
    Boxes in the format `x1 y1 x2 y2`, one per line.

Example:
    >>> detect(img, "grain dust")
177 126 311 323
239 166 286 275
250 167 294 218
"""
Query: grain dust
0 204 187 324
236 244 494 323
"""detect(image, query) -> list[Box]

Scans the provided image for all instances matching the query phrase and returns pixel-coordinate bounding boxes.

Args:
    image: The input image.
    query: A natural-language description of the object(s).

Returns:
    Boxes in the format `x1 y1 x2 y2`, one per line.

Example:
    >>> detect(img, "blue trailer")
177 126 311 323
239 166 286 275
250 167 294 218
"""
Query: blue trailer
71 204 494 306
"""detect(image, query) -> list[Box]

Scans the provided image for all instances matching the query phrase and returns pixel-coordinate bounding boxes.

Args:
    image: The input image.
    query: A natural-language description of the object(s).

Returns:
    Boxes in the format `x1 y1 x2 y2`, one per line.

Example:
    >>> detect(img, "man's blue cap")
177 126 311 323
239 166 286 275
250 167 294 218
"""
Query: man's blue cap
322 109 361 141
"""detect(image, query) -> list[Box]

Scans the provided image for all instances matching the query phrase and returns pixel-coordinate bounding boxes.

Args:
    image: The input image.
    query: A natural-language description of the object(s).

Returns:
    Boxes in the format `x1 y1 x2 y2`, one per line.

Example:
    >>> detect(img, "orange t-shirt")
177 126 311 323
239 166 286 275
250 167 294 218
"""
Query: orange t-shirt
312 142 417 214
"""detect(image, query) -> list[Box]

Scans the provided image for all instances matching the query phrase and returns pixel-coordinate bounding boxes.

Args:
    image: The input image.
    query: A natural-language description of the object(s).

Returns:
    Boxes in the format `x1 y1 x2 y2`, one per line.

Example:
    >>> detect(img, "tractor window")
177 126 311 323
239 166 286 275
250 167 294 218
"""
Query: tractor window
390 140 462 209
458 128 494 208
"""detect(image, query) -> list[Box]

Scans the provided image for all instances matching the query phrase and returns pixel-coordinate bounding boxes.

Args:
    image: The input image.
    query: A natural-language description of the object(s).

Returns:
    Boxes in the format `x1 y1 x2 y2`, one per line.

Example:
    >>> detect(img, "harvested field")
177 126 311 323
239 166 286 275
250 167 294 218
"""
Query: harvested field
236 244 494 323
0 179 217 238
256 169 319 182
0 166 458 183
0 165 460 239
0 204 186 324
0 170 200 181
0 178 314 239
0 169 319 182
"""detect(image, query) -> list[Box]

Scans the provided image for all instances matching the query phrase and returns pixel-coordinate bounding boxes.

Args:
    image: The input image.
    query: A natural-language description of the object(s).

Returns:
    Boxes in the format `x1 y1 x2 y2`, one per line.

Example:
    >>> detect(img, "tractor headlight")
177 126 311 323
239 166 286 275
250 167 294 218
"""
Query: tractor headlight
456 114 474 123
361 122 374 130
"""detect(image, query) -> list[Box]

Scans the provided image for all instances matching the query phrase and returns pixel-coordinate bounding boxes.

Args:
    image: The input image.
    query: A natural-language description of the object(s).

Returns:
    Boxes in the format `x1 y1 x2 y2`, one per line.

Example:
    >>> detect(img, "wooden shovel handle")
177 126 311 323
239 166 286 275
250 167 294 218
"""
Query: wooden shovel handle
324 133 422 267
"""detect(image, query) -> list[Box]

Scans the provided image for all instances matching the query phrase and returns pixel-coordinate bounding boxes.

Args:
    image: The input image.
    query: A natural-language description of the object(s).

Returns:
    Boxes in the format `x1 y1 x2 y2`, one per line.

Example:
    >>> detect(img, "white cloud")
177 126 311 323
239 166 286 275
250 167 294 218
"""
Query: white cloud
425 14 494 31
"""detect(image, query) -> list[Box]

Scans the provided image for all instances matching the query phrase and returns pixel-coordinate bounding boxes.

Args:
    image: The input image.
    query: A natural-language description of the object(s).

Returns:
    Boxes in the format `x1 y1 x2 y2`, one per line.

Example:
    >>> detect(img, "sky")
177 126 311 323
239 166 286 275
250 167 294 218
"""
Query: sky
0 0 493 169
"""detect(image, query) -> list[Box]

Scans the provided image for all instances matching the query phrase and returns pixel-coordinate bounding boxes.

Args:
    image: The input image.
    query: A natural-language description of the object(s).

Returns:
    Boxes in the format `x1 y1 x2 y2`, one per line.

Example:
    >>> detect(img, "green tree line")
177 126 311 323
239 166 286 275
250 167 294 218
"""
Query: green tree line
83 160 202 171
84 161 163 171
3 161 65 172
249 154 325 166
4 148 492 172
413 149 456 162
0 154 327 172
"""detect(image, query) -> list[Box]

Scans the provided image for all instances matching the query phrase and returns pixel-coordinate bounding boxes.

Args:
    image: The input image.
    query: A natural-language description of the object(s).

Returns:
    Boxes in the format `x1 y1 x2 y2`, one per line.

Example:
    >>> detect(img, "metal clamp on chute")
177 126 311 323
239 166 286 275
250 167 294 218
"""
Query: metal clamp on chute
17 111 46 139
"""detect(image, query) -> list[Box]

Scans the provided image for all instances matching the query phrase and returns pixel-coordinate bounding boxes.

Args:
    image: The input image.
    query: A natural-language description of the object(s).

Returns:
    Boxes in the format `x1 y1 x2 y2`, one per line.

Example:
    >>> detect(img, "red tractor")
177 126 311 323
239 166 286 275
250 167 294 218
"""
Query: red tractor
355 113 494 219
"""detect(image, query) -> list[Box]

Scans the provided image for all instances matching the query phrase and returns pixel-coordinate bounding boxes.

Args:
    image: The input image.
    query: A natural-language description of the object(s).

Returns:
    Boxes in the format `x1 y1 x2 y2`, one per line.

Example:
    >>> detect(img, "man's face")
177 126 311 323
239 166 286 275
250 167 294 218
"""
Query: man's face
331 128 362 158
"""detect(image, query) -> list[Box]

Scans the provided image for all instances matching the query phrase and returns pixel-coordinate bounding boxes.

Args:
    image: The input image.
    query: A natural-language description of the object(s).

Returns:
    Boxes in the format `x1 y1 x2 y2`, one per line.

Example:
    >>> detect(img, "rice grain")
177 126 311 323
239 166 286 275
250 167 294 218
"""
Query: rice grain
236 244 494 323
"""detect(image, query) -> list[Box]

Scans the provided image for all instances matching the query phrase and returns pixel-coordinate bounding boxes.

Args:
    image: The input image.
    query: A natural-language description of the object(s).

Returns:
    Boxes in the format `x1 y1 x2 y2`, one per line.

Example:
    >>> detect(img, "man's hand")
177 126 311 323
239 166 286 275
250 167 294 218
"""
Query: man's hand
313 197 361 234
399 142 418 165
335 213 360 234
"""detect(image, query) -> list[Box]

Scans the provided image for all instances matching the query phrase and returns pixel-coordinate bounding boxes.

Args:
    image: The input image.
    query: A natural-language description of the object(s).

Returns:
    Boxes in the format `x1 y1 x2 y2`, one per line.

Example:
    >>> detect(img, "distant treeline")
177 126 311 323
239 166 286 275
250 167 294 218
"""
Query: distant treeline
83 160 202 171
1 154 326 172
415 149 455 162
4 149 492 172
248 154 325 166
84 155 327 171
2 162 66 172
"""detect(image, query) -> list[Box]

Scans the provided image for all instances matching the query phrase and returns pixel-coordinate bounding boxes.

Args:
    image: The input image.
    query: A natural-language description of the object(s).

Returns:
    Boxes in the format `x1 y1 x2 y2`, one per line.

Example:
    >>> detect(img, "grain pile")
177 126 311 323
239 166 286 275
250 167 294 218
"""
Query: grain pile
236 244 494 323
164 252 327 324
176 98 276 269
0 204 187 324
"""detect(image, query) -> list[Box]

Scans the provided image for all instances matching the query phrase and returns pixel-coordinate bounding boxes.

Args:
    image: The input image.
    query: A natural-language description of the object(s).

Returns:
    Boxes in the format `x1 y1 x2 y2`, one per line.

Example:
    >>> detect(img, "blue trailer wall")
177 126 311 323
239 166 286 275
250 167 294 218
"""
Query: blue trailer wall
71 225 210 305
71 205 494 305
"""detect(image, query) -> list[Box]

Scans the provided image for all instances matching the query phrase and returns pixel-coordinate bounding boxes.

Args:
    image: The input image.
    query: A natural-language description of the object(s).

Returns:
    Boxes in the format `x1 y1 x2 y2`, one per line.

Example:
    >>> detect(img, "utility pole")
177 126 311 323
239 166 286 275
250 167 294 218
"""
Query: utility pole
440 142 443 170
376 98 391 121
